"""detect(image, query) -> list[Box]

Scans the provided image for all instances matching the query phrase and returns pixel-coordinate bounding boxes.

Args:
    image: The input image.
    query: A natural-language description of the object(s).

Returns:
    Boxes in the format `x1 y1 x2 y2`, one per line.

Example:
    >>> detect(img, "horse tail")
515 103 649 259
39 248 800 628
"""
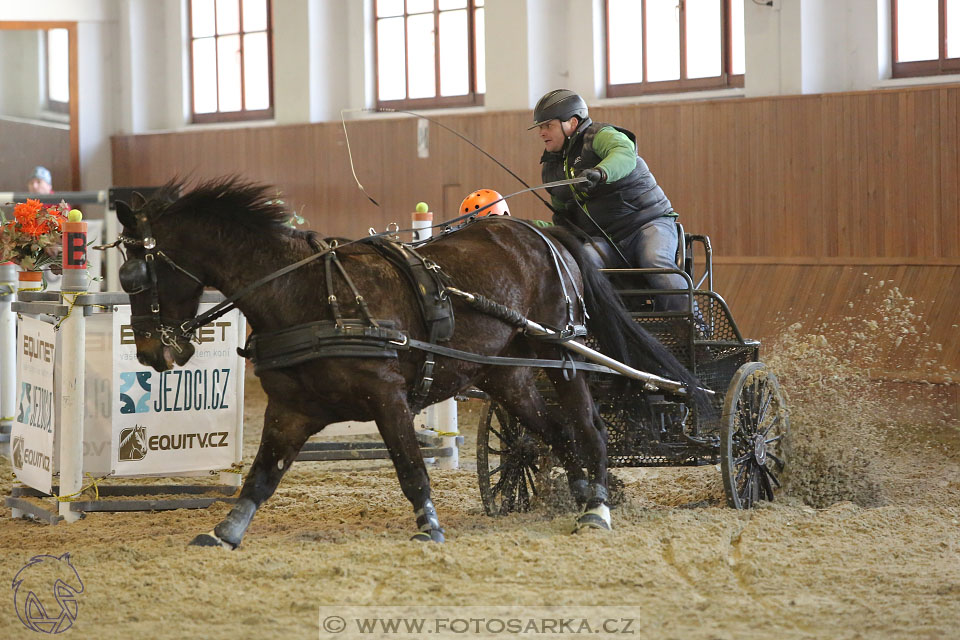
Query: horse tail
545 225 713 415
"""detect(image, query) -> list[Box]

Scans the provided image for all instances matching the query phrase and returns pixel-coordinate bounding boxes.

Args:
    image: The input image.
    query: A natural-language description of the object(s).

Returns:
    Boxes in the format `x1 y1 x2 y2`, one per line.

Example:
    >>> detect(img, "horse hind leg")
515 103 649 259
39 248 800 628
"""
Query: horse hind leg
372 390 445 543
544 370 612 533
479 368 596 520
191 401 315 549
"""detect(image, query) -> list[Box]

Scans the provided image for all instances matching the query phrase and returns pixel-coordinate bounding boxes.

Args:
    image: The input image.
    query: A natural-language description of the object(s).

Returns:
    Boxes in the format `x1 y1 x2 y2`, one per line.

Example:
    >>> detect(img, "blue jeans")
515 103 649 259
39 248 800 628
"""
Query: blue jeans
619 216 687 312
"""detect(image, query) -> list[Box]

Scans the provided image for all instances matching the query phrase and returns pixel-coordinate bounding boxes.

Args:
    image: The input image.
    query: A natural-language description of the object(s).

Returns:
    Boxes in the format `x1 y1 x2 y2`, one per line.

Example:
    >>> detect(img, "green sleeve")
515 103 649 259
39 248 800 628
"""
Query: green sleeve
551 192 566 211
592 126 638 183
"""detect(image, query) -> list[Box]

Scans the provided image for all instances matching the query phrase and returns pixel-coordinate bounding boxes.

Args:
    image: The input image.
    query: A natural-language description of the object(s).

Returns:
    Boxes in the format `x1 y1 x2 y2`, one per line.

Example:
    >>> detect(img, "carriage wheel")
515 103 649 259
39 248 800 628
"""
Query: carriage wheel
476 401 547 516
721 362 789 509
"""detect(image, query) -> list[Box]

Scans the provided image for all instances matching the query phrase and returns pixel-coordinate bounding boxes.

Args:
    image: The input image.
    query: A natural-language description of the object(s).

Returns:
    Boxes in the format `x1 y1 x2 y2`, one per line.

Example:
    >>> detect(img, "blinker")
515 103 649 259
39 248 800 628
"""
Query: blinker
119 259 150 294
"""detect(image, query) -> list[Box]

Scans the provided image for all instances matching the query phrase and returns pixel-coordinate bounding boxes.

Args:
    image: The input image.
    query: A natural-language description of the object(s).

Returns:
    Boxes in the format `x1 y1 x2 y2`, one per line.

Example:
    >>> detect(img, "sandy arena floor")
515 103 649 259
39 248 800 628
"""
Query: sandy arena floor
0 288 958 640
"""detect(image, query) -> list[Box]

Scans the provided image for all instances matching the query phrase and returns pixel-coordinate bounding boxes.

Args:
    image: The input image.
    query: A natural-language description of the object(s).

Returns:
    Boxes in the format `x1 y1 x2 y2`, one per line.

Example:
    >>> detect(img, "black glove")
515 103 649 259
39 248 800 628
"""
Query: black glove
576 167 606 192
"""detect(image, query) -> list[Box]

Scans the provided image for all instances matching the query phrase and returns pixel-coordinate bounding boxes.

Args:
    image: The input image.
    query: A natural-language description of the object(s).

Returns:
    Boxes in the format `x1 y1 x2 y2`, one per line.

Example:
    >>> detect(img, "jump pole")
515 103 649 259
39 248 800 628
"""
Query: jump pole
413 203 459 470
58 209 90 522
0 262 15 452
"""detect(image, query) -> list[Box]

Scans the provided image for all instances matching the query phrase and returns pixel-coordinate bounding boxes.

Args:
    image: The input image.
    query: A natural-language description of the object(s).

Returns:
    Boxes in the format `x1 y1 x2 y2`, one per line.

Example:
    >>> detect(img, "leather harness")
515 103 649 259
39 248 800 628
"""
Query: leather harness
239 218 590 407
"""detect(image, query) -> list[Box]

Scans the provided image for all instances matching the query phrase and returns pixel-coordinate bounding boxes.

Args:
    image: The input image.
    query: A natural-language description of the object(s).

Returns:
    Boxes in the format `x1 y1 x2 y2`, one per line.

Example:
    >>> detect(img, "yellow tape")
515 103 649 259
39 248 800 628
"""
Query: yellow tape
54 293 81 330
56 472 109 502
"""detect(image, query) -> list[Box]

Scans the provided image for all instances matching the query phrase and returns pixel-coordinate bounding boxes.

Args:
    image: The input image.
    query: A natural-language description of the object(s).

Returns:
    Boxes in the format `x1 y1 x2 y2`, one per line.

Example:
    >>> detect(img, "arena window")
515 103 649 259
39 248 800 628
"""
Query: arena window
375 0 485 110
45 28 70 115
892 0 960 78
189 0 274 124
605 0 744 98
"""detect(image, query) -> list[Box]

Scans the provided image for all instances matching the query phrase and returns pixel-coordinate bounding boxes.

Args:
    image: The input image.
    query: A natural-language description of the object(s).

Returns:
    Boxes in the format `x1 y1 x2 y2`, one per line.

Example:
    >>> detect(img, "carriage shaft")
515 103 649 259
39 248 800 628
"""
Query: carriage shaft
527 322 687 394
446 287 687 395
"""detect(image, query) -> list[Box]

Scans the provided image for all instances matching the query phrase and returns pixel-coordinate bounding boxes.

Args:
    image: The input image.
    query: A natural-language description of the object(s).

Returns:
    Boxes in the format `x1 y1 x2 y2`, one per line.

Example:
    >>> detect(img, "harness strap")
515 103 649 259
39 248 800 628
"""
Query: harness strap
324 253 344 328
242 319 405 374
181 244 340 335
330 252 379 327
366 237 456 407
240 319 617 377
503 218 588 328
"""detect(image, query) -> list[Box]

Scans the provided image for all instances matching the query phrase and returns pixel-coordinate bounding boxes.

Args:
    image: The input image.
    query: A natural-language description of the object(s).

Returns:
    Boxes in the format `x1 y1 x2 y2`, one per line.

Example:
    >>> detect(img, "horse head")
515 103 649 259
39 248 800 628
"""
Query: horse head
115 190 204 371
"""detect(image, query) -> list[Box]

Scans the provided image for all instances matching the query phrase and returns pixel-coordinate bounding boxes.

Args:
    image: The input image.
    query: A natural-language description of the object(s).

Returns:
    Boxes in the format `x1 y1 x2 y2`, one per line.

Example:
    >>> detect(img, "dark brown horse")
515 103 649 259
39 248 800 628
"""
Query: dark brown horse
114 178 704 547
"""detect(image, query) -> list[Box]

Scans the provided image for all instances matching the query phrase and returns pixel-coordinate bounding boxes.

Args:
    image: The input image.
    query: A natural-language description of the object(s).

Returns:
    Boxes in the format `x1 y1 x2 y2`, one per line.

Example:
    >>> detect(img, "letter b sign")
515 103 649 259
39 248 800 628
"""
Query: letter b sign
65 231 86 268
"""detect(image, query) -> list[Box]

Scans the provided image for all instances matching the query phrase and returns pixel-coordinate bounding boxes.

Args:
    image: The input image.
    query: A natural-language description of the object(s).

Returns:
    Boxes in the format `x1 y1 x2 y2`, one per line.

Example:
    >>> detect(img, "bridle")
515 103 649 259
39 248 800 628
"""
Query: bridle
118 210 204 352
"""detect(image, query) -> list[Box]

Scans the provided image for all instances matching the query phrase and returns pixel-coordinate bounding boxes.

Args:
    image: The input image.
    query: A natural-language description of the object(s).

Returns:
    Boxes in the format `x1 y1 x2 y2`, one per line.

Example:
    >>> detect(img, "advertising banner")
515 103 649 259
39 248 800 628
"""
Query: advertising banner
111 304 242 475
12 316 56 494
80 314 114 475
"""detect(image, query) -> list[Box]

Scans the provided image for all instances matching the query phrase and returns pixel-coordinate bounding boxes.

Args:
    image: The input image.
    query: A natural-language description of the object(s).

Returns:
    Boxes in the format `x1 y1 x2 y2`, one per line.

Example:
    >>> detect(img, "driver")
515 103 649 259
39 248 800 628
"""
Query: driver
531 89 687 312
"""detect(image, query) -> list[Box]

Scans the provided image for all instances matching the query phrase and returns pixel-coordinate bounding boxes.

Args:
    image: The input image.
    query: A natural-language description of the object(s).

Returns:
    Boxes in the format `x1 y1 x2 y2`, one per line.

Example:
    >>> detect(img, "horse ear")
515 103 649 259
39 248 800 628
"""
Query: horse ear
115 200 136 229
130 191 147 210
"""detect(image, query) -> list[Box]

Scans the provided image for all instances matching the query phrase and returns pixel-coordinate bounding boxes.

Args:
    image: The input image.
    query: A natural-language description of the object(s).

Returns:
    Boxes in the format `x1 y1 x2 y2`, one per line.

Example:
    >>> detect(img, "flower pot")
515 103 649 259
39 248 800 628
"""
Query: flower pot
17 270 44 291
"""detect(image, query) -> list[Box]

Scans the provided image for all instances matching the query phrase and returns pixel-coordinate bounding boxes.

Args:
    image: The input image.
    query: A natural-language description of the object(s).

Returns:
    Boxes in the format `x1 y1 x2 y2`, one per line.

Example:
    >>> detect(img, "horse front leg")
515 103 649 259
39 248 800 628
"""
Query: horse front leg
372 389 445 543
191 400 315 549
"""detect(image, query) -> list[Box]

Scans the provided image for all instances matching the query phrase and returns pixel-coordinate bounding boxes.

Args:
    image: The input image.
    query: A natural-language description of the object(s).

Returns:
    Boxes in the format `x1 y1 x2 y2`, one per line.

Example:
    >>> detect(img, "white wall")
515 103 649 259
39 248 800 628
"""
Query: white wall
118 0 175 133
76 20 117 191
0 31 44 118
483 0 531 111
273 0 353 124
744 0 890 97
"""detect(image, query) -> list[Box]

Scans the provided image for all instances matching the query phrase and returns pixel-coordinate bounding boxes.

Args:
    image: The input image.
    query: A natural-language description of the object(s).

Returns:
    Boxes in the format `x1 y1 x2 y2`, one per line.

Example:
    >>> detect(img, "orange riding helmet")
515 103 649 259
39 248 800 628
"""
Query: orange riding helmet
459 189 510 217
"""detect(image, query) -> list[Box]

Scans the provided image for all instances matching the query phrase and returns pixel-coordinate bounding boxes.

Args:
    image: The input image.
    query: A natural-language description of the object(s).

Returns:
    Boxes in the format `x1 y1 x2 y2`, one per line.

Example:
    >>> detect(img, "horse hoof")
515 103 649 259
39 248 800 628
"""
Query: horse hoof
573 504 612 533
410 529 445 543
189 531 237 549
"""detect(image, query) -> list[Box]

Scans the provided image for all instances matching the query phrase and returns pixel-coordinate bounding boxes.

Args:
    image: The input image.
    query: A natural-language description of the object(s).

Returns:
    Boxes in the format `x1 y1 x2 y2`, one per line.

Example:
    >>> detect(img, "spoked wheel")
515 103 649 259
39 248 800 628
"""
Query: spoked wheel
477 401 548 516
721 362 789 509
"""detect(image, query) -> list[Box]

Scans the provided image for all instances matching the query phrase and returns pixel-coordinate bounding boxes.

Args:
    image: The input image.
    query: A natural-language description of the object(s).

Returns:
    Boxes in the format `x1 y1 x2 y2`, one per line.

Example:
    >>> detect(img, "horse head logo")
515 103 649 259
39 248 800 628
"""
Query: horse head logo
118 424 148 462
11 553 84 633
11 436 24 471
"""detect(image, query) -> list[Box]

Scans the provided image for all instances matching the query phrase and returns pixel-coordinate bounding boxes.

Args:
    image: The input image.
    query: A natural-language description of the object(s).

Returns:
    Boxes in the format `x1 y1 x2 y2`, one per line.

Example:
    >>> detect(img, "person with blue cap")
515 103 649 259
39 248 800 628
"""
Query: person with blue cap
27 166 53 195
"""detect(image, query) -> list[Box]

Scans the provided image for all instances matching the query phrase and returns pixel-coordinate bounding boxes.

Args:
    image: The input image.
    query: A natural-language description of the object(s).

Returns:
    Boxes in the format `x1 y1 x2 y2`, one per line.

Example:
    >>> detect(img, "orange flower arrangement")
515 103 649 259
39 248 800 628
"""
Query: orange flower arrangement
0 199 68 270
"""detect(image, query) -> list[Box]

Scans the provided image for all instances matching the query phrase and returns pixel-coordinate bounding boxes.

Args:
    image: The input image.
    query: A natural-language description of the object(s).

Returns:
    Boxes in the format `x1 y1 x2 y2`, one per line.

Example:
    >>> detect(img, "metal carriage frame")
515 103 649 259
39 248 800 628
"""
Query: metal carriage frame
476 225 790 515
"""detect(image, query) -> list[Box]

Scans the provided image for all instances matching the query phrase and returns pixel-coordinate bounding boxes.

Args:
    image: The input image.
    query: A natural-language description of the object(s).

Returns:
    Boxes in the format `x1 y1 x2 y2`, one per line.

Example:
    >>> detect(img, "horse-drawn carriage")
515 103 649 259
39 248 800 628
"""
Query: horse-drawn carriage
476 225 789 514
113 179 788 546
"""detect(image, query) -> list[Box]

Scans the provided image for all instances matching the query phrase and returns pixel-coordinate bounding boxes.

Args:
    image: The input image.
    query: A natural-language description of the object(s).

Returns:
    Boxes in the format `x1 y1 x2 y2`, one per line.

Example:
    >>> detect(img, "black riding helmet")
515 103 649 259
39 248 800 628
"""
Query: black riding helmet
528 89 588 130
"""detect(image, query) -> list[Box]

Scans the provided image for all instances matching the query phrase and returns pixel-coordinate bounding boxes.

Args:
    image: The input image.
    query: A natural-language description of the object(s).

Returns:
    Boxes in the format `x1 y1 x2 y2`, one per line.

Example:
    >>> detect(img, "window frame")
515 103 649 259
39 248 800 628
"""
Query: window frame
374 0 485 110
604 0 744 98
188 0 275 124
892 0 960 77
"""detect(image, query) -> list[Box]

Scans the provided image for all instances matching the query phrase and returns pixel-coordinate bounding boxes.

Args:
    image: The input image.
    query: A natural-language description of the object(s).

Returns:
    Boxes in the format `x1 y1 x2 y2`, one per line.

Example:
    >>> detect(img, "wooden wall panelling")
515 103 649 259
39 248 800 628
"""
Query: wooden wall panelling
940 87 959 257
713 262 960 375
820 93 841 257
913 90 940 257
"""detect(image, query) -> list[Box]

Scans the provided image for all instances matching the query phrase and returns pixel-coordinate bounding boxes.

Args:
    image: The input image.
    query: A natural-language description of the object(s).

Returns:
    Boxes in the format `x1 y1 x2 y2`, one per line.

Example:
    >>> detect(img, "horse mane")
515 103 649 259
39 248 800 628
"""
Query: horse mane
152 176 315 242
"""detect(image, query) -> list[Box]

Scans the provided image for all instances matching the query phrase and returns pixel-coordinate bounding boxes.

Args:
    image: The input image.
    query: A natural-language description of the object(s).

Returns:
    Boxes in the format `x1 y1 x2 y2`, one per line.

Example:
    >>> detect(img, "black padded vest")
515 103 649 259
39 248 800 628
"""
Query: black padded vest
540 119 673 241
